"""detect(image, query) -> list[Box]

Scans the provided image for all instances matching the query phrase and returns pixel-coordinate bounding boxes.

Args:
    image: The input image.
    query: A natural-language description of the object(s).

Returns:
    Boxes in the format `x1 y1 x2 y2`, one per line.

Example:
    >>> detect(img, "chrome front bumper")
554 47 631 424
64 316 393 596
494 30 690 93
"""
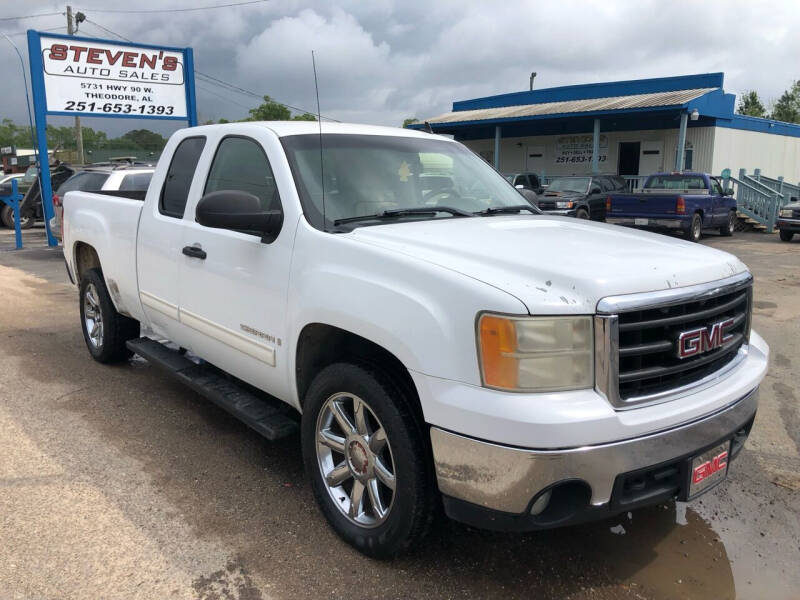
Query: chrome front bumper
431 386 758 515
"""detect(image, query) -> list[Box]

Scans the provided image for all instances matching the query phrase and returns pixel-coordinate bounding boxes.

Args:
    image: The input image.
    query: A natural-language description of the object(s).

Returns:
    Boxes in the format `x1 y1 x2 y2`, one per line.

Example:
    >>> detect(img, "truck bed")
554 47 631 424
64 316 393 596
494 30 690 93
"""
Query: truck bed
63 190 146 321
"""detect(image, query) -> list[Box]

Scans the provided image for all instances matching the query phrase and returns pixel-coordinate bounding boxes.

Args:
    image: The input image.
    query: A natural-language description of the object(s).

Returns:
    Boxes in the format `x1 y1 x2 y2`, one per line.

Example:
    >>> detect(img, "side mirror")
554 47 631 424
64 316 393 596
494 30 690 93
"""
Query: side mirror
724 188 734 196
196 190 283 243
535 187 545 194
590 186 602 194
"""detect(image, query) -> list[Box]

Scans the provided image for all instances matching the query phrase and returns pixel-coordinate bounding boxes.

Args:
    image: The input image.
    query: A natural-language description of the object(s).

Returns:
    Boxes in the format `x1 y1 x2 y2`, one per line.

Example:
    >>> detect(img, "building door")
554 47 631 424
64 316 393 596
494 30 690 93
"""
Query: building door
618 142 641 176
525 146 546 175
638 141 663 176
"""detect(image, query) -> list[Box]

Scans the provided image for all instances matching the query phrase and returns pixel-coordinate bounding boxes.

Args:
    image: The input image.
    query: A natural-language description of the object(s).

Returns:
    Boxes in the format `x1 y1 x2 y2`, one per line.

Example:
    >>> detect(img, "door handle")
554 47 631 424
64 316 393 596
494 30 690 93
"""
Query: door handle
182 245 207 260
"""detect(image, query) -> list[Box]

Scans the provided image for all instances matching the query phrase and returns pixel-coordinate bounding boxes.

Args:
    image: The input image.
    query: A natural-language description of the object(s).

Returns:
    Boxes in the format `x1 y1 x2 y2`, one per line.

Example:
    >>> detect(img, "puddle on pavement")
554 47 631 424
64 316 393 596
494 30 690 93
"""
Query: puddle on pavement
581 502 734 599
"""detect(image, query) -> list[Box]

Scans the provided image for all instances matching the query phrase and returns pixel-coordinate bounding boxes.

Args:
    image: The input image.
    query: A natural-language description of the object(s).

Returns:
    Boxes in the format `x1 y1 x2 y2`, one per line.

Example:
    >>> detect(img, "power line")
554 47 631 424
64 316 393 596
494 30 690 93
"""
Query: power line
82 18 339 121
0 11 62 22
77 0 268 14
3 26 67 38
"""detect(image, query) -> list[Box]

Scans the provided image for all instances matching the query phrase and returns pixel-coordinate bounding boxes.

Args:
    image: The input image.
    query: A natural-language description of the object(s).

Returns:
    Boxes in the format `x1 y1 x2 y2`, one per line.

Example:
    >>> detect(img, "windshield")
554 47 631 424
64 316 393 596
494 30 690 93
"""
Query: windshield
644 175 706 189
547 177 590 193
281 134 535 230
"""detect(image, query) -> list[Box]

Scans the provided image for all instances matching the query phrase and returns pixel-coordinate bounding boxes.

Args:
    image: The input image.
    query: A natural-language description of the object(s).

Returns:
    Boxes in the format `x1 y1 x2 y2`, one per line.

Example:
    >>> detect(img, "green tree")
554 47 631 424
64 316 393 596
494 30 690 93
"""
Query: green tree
246 95 291 121
402 118 419 128
736 90 767 118
771 81 800 124
117 129 167 151
292 112 317 121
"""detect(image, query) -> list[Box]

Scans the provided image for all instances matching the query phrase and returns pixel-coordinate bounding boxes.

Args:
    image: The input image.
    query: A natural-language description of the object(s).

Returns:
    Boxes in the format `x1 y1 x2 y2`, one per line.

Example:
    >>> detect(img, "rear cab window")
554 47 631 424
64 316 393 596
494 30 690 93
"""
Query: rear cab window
160 136 206 218
644 175 707 190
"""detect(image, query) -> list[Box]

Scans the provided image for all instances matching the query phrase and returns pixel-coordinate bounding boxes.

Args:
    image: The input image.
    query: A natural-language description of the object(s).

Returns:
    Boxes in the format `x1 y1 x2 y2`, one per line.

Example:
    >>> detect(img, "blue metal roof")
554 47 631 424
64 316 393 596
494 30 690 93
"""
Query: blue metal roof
410 73 800 139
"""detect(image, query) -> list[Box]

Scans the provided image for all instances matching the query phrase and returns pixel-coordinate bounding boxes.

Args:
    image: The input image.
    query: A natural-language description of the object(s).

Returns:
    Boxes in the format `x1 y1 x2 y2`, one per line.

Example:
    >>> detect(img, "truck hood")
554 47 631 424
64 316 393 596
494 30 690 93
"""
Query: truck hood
348 215 748 314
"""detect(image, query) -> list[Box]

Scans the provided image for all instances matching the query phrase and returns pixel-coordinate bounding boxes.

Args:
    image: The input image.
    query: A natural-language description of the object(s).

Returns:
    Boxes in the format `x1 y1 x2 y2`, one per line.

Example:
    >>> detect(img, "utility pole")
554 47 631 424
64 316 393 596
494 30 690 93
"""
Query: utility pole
67 5 84 165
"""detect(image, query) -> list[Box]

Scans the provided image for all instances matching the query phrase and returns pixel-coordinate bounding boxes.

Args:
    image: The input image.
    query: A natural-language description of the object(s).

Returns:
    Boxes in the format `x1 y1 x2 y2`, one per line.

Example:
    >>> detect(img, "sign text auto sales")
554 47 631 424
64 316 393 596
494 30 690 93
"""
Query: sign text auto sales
40 36 188 118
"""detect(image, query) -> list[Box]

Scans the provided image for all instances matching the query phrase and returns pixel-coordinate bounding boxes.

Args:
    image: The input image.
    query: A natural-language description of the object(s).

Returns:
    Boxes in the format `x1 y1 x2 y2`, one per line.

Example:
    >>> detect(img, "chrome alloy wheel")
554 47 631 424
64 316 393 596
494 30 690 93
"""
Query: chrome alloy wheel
83 282 103 348
315 392 396 527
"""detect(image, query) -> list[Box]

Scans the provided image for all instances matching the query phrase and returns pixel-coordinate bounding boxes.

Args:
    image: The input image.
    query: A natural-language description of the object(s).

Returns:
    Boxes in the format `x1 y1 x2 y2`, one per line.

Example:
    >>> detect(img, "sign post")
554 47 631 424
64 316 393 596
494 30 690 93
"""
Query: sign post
26 30 197 247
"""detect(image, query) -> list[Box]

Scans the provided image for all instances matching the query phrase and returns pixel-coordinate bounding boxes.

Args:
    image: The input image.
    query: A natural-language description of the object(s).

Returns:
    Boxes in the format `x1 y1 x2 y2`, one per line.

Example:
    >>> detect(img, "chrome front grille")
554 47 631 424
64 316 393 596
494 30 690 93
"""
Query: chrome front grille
595 272 753 409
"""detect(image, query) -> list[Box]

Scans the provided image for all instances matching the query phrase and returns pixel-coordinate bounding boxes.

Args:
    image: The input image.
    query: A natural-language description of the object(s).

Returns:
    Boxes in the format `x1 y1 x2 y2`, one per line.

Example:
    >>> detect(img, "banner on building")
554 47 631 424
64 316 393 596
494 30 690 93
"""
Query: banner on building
554 134 608 165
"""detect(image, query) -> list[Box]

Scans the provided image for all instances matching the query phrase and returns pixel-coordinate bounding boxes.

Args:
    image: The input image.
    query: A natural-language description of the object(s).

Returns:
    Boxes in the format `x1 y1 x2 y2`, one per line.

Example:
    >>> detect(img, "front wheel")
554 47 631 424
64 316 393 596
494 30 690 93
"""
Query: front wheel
719 211 736 236
575 208 590 220
79 268 139 363
301 362 435 558
685 213 702 242
780 230 794 242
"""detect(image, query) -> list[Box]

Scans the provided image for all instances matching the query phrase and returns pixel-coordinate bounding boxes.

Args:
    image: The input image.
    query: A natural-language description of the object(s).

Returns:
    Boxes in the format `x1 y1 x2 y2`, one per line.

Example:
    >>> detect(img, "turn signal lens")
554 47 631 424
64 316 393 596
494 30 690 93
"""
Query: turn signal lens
478 314 594 392
676 196 686 214
478 315 518 389
52 194 61 207
606 196 612 212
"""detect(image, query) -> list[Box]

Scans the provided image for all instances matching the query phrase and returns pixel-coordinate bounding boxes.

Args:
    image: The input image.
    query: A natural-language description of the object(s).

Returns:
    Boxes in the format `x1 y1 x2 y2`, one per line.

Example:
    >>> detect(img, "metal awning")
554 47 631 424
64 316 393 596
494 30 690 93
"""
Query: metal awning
423 88 717 125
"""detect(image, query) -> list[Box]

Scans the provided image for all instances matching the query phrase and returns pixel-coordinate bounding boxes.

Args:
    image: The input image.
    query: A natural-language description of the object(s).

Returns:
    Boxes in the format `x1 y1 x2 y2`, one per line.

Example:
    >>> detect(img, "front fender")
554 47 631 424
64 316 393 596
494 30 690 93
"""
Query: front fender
286 222 527 407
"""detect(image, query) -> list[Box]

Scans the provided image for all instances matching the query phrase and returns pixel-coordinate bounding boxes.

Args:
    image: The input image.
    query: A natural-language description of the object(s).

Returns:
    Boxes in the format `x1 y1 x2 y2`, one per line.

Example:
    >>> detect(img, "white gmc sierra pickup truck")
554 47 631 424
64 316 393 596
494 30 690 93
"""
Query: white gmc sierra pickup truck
63 122 768 558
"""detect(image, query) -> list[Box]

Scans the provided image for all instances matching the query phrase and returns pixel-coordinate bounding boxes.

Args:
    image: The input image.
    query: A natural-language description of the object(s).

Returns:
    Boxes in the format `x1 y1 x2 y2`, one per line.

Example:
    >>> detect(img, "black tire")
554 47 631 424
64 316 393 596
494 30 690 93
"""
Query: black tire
0 205 34 229
719 211 736 236
685 213 702 242
780 230 794 242
301 362 435 559
575 208 590 220
79 268 139 363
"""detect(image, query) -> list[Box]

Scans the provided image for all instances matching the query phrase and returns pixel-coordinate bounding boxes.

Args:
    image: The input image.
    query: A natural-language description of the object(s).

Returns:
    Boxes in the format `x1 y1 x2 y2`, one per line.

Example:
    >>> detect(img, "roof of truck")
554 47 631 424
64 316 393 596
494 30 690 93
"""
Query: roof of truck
195 121 452 141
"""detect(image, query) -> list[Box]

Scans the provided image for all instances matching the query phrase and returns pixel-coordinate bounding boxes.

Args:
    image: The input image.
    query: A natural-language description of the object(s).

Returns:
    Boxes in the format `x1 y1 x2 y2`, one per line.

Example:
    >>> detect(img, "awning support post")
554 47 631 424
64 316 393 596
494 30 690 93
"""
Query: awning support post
591 118 600 174
676 111 688 171
494 125 501 170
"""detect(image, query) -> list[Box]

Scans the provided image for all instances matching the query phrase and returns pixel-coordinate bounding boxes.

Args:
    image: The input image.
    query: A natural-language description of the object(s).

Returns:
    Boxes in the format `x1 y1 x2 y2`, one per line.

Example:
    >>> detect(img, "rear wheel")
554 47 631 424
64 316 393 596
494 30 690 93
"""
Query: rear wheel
575 208 590 220
685 213 702 242
79 268 139 363
0 205 33 229
720 210 736 236
780 230 794 242
301 362 435 558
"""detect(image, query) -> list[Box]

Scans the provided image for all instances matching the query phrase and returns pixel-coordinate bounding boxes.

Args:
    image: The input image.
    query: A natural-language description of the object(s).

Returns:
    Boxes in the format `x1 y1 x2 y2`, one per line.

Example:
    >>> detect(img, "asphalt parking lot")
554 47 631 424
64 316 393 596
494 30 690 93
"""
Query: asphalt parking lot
1 226 798 600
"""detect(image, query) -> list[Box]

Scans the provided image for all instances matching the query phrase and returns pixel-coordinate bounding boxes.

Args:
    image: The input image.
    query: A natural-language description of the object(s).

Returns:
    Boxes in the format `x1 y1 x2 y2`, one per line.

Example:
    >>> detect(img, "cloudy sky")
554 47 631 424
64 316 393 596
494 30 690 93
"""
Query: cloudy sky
2 0 799 137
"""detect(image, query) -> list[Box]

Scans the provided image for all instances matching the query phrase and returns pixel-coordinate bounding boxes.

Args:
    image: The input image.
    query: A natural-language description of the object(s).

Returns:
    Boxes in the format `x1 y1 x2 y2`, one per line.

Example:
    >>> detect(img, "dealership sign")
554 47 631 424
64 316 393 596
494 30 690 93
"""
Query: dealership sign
26 30 197 247
554 134 608 165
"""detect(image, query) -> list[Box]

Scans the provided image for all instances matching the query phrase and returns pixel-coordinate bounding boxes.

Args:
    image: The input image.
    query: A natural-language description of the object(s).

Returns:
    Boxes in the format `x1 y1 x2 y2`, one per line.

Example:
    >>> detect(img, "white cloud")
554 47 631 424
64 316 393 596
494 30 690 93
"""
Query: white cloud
1 0 799 134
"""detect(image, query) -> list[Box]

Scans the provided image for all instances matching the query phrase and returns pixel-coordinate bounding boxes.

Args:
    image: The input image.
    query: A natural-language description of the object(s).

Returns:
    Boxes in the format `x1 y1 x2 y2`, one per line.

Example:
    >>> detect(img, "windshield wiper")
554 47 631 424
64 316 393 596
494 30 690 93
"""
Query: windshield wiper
333 206 474 226
475 204 539 216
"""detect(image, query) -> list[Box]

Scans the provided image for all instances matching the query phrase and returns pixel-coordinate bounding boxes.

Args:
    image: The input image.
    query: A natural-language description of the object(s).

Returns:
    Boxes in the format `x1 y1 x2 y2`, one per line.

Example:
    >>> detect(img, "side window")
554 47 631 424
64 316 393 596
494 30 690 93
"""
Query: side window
160 137 206 218
710 178 724 195
204 136 280 212
598 177 613 192
120 172 153 191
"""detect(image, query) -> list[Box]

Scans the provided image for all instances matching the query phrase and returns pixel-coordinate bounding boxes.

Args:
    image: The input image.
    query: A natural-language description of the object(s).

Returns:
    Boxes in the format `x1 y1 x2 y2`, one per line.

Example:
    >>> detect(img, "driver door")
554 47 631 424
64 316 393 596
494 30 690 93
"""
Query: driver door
177 130 297 398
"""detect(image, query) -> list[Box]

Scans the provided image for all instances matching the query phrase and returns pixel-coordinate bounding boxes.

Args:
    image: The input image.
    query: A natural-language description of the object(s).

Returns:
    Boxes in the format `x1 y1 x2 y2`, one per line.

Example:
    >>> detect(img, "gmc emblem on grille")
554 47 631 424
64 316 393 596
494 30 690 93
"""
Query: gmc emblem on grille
676 318 735 359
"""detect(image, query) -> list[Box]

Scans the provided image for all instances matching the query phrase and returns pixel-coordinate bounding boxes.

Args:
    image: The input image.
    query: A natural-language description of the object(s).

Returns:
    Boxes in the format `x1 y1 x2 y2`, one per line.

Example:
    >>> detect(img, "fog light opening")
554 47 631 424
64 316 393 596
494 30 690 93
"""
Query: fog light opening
530 489 552 516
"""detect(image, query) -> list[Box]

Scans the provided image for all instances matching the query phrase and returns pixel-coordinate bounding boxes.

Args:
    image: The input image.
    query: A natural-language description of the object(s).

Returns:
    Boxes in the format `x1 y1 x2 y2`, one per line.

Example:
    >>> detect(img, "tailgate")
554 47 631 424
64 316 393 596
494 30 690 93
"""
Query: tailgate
608 192 682 218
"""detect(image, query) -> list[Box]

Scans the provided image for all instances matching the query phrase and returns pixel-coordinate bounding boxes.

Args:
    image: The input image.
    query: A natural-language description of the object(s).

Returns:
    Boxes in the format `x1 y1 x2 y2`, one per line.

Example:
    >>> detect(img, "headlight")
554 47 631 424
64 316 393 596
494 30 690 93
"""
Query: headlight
555 201 574 209
477 314 594 392
780 209 793 218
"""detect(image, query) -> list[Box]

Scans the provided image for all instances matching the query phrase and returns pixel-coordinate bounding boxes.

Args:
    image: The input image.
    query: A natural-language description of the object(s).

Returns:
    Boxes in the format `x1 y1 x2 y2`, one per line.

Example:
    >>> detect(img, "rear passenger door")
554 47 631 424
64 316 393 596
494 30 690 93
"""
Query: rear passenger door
137 136 206 342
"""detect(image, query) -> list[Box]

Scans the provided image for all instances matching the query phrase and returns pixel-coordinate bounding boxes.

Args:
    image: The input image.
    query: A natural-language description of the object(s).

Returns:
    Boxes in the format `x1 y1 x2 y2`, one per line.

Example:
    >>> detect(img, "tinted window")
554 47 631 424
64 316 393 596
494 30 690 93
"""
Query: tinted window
710 178 724 195
204 137 280 211
160 137 206 217
644 175 706 190
119 172 153 191
56 171 110 194
598 177 614 192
